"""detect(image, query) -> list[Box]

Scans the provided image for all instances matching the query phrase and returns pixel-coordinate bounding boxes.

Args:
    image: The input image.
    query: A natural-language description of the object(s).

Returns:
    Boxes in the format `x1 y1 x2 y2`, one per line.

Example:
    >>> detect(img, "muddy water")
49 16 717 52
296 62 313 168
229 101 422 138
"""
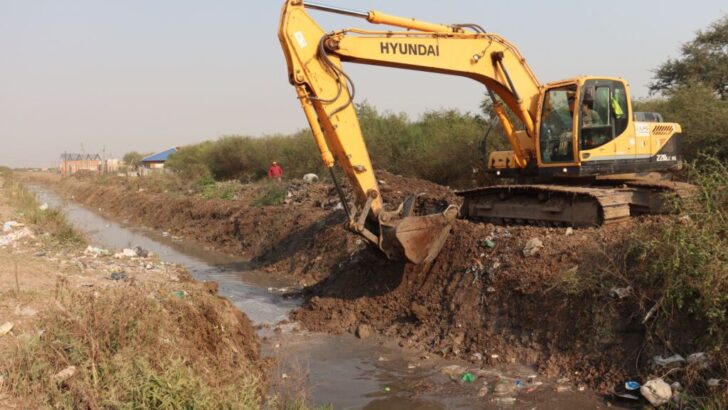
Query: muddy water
29 185 615 409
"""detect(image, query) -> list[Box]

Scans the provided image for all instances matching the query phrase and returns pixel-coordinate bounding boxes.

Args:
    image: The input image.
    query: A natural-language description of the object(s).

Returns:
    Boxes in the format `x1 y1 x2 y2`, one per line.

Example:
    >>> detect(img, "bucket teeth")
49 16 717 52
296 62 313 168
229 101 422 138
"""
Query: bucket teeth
378 205 459 264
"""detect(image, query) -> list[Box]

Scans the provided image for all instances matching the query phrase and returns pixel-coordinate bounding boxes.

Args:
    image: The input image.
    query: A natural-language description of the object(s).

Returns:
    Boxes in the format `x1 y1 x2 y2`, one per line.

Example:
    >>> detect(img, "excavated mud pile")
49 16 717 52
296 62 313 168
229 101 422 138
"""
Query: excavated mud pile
64 181 333 260
291 219 642 391
30 171 648 390
258 171 462 282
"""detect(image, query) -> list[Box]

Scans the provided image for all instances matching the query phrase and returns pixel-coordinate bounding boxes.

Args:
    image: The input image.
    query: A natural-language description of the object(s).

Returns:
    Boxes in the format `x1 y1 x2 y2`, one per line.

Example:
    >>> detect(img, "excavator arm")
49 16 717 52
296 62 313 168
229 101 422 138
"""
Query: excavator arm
278 0 542 263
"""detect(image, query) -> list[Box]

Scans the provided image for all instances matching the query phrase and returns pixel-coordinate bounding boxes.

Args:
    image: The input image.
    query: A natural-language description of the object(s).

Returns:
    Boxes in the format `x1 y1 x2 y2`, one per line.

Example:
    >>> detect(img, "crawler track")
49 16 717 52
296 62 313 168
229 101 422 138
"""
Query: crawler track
457 181 694 227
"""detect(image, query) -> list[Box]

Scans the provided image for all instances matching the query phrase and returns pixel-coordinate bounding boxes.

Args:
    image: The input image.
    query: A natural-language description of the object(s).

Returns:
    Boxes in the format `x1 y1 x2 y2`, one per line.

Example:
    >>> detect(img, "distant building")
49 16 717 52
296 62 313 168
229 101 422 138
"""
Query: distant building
59 153 101 175
103 158 121 174
141 148 177 170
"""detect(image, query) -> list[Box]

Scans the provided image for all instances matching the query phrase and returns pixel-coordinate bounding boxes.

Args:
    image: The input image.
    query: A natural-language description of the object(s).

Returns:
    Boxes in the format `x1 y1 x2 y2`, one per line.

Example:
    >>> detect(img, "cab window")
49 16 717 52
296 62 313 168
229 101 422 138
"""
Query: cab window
579 80 630 150
539 85 576 163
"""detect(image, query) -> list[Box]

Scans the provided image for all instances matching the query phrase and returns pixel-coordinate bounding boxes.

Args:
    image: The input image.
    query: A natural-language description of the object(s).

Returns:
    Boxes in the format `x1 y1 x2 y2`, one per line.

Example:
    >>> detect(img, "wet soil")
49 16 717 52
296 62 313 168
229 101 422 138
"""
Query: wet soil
22 171 650 397
26 183 616 408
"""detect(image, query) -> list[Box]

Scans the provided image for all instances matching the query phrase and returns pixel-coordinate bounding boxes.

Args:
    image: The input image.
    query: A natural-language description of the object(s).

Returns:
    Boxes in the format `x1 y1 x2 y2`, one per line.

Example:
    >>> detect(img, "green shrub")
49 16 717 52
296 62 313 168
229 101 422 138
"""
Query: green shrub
200 181 237 200
163 102 509 189
254 184 288 206
626 156 727 338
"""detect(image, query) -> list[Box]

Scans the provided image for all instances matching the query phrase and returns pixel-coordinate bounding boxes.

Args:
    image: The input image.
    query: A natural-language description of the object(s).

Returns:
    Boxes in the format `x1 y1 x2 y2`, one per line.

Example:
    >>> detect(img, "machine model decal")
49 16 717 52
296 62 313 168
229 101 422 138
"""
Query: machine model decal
380 42 440 56
655 154 677 162
634 122 650 137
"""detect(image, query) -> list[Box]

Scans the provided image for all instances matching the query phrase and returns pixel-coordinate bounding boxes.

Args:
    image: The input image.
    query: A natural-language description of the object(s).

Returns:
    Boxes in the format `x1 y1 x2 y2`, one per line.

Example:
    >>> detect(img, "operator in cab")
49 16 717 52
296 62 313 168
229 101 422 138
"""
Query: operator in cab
581 96 601 127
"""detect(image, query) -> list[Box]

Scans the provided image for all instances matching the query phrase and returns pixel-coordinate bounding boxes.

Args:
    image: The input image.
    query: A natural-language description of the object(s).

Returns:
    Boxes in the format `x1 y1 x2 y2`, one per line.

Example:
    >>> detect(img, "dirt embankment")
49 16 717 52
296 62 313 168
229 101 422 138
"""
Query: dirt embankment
0 175 265 408
20 171 711 394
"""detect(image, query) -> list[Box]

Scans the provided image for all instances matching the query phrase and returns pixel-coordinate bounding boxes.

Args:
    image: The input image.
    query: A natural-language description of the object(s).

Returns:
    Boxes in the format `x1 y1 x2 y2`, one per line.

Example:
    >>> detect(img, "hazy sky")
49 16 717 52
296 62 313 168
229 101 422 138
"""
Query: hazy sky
1 1 726 168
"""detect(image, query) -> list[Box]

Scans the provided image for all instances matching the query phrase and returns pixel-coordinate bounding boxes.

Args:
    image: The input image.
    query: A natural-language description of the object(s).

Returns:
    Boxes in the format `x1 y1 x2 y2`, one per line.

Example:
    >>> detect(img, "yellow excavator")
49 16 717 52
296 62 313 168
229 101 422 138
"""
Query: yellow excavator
278 1 690 264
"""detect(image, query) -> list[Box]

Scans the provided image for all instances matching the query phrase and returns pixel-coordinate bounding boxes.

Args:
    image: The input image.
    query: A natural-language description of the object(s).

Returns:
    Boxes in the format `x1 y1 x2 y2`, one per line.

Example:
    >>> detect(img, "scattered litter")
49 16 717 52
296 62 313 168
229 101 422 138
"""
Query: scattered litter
14 306 38 317
85 245 111 257
34 251 46 257
522 237 543 257
614 392 640 401
482 239 496 249
493 381 516 396
0 322 14 336
565 227 574 236
122 248 137 257
707 379 721 388
441 364 467 380
624 380 640 391
610 286 632 299
162 231 170 237
686 352 709 368
38 203 49 211
384 386 391 393
653 354 685 368
0 227 34 246
492 397 516 405
377 356 388 362
302 173 319 183
172 290 188 299
515 379 525 388
460 372 476 383
133 246 149 258
478 385 489 397
471 352 483 361
332 202 344 211
555 385 572 393
640 378 672 407
53 366 76 384
110 271 128 281
2 220 22 232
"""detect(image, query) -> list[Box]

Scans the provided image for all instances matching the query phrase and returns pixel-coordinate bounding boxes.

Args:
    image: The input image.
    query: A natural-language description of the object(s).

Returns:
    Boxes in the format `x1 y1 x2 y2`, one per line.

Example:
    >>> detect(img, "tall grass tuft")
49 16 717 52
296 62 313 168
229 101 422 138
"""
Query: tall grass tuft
1 170 85 248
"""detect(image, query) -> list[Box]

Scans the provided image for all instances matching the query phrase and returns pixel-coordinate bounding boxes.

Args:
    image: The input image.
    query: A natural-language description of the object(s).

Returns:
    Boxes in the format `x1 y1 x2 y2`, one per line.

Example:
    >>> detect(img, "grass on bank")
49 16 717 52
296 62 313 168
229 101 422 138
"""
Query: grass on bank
0 167 85 248
1 285 263 409
550 155 728 406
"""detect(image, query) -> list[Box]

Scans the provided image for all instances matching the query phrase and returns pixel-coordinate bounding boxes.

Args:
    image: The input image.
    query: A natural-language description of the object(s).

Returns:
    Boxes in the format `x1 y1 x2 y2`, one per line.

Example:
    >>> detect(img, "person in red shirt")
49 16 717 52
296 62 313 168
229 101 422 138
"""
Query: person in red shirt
268 161 283 183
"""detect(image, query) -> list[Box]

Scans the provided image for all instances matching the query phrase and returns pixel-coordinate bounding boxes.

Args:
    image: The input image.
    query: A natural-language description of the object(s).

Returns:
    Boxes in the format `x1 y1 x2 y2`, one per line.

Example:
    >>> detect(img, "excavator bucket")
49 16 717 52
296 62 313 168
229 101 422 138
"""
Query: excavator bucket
377 203 459 264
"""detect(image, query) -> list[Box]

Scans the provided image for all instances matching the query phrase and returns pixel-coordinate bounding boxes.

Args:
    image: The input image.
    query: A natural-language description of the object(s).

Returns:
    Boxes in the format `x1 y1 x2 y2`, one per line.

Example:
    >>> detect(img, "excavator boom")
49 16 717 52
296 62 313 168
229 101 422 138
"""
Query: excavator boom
279 1 686 262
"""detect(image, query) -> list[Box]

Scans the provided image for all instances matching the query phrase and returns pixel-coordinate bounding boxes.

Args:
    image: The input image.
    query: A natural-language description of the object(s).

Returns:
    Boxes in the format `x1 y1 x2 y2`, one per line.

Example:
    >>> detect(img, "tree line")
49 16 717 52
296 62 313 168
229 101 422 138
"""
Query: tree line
125 15 728 186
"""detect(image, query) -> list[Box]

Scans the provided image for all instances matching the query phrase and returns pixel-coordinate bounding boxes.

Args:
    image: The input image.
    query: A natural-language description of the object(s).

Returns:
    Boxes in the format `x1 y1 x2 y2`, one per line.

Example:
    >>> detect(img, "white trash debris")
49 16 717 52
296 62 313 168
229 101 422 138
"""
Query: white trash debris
53 366 77 384
523 237 543 257
14 306 38 317
302 173 319 183
686 352 710 369
2 220 22 232
707 379 722 388
0 322 14 336
39 203 49 211
640 378 672 407
565 227 574 236
610 286 632 299
0 227 34 247
653 354 685 368
85 245 111 257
